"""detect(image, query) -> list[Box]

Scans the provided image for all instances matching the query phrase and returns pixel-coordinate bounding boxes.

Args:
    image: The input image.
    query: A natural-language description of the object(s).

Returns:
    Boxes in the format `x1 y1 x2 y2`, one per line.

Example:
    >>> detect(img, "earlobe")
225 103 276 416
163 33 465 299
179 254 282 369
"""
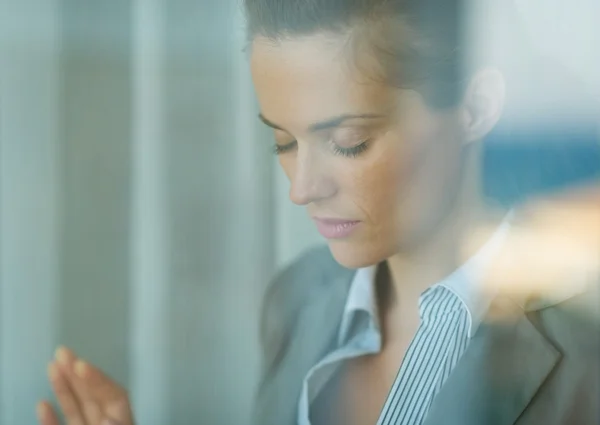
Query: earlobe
462 68 506 144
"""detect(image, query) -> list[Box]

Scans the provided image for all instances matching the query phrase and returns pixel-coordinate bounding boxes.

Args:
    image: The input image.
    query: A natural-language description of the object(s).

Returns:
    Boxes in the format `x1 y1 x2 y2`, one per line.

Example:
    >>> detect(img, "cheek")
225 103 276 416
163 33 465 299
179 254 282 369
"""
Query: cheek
344 115 460 227
347 143 404 222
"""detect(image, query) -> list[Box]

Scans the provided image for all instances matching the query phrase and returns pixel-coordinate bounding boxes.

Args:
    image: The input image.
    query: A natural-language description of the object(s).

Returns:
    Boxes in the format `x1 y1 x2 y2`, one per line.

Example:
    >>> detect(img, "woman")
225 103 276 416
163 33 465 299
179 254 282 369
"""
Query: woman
37 0 600 424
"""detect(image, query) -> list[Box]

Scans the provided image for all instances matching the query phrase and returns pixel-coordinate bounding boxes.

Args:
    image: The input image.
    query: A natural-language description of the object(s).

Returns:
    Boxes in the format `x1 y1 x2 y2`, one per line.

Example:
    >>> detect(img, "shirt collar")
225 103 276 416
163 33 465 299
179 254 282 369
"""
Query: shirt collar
337 265 378 346
436 214 512 337
337 212 513 345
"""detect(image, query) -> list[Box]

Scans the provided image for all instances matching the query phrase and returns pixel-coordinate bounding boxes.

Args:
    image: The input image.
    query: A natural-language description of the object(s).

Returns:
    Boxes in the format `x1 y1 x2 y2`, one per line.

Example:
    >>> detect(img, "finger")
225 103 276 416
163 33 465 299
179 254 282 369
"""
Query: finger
55 347 103 424
36 401 60 425
74 359 126 402
74 360 134 424
55 346 134 425
48 362 86 425
55 345 76 371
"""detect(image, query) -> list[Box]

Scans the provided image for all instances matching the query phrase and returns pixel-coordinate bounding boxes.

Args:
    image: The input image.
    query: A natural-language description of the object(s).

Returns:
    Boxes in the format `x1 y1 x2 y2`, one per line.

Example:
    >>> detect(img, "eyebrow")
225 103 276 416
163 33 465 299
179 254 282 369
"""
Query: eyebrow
258 113 385 132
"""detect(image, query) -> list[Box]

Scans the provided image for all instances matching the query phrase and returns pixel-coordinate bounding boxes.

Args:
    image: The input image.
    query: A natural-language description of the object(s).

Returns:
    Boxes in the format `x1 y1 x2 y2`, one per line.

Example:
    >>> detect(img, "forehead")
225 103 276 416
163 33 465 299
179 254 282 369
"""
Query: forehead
250 34 395 130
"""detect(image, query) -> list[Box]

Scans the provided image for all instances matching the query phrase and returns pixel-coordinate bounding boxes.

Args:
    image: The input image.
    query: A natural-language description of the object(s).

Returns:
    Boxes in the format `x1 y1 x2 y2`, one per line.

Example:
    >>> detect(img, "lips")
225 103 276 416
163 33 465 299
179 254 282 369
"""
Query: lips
312 217 361 239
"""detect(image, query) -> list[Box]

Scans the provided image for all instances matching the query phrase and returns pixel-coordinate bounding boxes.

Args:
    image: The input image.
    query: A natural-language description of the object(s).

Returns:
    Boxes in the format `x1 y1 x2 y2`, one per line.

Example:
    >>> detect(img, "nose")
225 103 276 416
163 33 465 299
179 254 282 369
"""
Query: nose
288 147 336 206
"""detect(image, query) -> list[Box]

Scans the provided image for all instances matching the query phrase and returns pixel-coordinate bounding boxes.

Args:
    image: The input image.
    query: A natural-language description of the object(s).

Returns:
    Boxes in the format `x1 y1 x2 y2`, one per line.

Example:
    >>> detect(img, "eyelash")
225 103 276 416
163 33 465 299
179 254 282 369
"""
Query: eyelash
330 140 370 158
272 139 371 158
272 142 296 155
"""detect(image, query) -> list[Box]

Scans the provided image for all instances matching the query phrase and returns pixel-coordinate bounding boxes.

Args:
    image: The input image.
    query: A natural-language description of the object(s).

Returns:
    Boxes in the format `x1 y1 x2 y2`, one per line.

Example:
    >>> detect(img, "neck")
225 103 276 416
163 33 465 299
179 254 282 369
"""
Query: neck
385 197 481 304
384 144 496 309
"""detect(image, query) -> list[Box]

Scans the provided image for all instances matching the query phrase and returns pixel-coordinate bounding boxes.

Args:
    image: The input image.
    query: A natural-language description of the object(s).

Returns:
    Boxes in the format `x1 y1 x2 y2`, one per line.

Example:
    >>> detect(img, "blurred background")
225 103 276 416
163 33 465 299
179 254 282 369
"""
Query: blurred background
0 0 598 424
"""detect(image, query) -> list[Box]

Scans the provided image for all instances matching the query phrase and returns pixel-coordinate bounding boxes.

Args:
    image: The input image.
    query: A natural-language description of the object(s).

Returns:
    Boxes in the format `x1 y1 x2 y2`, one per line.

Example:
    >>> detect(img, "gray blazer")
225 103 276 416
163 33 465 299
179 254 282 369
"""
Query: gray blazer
252 245 600 425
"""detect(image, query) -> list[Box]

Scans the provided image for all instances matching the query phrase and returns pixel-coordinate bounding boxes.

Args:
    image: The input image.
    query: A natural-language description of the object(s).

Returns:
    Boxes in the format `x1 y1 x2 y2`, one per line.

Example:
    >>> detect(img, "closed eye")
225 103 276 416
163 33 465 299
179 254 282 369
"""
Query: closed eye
272 139 371 157
272 140 297 155
330 140 370 158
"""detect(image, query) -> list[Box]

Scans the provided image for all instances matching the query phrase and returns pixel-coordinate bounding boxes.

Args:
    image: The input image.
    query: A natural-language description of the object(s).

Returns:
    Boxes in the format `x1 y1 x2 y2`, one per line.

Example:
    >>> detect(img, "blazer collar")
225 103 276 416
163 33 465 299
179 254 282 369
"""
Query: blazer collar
423 294 561 425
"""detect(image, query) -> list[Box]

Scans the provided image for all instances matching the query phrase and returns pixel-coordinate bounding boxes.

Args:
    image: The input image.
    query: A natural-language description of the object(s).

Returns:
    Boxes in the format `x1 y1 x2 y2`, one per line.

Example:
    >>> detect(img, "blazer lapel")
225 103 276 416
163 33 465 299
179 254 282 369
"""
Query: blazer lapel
258 266 354 425
423 295 561 425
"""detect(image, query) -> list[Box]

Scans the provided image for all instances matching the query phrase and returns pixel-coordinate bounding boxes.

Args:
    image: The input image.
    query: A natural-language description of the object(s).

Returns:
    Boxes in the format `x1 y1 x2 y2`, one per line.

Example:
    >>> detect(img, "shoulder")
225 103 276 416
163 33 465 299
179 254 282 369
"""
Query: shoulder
265 245 344 303
526 279 600 420
526 271 599 322
262 244 347 326
258 244 352 365
528 275 600 354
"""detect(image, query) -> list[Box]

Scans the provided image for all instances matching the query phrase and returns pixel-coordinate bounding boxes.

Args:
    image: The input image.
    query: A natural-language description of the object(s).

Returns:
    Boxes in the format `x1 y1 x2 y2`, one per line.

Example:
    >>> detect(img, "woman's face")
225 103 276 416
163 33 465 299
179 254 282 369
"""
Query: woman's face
250 33 468 268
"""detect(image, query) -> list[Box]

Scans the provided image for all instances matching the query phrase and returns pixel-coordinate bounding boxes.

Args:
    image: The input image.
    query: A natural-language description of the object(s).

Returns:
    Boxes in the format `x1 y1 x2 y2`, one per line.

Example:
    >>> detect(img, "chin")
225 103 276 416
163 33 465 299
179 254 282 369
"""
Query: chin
326 239 390 269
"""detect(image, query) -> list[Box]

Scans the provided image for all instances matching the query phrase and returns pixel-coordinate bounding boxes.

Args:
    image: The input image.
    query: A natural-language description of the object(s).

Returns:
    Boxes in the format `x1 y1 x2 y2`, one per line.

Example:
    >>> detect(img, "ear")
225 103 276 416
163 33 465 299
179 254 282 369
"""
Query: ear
460 68 506 144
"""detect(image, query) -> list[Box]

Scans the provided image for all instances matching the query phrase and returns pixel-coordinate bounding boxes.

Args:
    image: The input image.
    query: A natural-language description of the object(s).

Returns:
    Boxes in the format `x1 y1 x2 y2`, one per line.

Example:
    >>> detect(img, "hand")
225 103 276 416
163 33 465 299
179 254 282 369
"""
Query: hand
37 346 134 425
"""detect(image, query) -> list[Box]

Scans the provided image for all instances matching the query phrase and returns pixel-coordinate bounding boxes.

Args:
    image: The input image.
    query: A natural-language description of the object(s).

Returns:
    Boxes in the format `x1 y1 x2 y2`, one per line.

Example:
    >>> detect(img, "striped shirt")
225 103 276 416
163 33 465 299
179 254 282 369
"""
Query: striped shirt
375 285 470 425
297 218 511 425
